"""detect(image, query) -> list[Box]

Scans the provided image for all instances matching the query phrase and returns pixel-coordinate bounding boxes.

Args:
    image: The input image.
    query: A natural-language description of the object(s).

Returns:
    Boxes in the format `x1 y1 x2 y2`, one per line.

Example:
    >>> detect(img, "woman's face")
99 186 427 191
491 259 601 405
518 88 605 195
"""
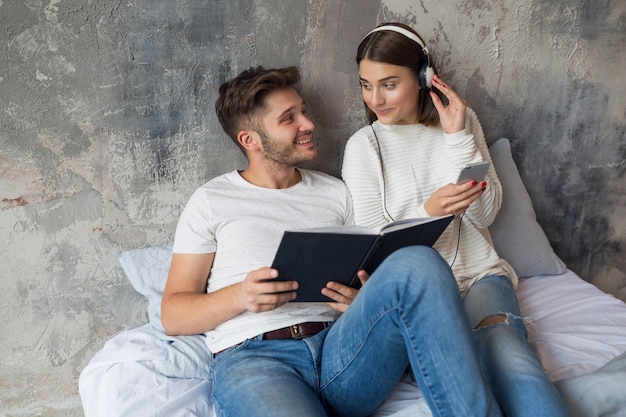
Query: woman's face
358 59 420 125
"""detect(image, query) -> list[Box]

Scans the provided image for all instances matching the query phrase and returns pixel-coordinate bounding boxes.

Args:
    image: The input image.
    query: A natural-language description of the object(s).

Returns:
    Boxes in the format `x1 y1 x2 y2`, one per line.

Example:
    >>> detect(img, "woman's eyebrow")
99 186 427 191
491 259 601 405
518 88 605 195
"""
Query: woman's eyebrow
359 75 400 83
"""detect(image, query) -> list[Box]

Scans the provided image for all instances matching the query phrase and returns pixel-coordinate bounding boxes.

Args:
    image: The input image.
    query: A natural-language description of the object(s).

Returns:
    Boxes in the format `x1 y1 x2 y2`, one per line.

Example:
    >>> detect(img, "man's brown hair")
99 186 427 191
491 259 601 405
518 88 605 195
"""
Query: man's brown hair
215 66 301 152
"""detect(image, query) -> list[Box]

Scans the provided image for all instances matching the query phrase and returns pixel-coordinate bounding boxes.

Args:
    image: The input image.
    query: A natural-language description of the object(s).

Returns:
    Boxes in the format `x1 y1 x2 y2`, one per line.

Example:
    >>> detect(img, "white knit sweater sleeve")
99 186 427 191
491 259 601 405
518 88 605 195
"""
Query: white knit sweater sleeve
449 108 502 228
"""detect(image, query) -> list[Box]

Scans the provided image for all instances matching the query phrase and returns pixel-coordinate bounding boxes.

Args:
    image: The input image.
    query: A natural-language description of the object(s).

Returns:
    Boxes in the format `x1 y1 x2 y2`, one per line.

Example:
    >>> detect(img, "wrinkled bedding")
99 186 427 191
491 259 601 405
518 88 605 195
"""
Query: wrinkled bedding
80 269 626 417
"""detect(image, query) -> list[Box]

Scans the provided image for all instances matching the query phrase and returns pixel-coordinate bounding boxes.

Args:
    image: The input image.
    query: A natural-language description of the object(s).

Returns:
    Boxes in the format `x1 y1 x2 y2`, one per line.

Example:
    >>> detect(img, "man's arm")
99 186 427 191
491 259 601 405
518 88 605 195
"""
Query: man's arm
161 252 300 336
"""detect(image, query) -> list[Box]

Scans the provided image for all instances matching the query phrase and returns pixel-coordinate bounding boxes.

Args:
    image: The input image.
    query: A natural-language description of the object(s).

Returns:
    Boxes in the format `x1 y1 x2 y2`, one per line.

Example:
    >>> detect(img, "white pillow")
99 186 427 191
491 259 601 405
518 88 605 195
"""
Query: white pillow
118 244 213 378
488 138 566 278
119 244 173 332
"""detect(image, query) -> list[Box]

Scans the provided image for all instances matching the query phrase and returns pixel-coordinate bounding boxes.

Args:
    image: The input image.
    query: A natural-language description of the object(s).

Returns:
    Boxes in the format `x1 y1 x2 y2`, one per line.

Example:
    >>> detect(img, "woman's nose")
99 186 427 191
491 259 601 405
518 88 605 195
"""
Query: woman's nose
371 88 384 105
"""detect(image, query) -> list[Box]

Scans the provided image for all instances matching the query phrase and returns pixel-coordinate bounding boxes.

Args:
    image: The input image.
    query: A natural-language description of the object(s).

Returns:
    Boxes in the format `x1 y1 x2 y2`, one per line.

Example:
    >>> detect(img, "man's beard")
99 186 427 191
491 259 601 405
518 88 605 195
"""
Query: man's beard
258 130 316 169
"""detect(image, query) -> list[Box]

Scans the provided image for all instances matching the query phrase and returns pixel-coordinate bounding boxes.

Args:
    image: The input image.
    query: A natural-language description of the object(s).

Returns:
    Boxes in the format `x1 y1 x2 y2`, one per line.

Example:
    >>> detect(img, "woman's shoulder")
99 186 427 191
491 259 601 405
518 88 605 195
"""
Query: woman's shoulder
348 124 376 141
465 107 481 125
463 107 486 139
345 124 377 153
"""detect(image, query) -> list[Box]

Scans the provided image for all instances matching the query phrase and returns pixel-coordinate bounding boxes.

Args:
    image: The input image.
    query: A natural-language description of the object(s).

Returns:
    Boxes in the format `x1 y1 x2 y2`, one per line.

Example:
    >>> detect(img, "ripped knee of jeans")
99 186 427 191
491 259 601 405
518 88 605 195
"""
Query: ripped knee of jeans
476 314 507 329
474 312 525 329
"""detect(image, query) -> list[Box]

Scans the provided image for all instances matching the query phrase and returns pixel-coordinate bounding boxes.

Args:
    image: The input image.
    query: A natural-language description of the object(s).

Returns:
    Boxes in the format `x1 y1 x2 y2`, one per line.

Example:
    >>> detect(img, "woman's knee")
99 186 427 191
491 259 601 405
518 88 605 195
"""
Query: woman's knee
473 312 528 344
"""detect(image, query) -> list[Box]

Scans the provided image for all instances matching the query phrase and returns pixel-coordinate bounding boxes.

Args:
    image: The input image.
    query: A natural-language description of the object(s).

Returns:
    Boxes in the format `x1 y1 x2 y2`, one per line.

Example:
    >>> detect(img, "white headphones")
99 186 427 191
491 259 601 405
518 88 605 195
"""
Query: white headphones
363 25 435 90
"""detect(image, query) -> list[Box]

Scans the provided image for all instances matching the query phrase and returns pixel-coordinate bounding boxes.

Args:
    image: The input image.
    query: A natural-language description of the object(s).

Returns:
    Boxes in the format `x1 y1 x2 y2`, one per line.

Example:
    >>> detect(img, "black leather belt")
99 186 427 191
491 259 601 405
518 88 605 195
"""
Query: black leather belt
262 322 330 340
214 322 330 357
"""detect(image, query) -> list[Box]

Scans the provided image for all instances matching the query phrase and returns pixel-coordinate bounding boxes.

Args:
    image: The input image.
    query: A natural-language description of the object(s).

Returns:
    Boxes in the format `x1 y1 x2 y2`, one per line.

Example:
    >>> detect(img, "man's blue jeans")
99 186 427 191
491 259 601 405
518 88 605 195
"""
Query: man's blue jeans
209 246 566 416
210 246 500 416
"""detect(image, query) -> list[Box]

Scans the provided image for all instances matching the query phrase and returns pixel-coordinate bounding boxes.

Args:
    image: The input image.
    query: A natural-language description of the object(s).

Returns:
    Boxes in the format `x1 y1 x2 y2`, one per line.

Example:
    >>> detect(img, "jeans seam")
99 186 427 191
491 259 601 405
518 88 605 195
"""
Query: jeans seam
398 306 450 417
209 339 252 408
319 307 395 391
303 332 323 393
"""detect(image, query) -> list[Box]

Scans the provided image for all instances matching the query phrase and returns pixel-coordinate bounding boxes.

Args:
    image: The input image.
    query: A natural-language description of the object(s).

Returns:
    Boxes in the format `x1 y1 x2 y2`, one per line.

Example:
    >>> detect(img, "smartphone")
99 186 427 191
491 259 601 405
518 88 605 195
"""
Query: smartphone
456 161 490 184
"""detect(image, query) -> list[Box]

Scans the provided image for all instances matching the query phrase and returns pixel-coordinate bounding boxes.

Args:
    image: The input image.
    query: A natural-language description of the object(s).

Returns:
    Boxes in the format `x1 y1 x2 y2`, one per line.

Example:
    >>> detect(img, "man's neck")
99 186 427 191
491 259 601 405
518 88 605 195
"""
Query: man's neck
239 165 302 189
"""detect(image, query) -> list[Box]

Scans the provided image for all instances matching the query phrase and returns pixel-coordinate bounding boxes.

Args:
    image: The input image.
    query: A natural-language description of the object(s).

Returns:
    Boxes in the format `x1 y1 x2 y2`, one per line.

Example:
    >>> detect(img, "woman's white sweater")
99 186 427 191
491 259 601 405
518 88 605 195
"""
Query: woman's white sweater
342 109 517 294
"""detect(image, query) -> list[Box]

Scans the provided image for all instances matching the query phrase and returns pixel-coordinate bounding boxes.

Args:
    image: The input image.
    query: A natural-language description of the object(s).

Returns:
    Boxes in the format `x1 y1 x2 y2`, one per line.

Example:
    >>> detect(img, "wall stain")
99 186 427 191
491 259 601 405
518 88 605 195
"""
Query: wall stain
1 196 29 209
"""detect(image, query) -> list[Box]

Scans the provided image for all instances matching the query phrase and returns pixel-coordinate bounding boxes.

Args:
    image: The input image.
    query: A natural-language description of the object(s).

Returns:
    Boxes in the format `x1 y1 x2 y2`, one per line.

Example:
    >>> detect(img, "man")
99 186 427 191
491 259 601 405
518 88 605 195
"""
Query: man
161 66 502 417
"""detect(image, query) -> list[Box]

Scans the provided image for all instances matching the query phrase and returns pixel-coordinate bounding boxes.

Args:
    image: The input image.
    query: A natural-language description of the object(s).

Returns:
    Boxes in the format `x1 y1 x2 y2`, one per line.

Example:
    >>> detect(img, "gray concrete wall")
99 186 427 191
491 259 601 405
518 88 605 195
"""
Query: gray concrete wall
1 0 624 415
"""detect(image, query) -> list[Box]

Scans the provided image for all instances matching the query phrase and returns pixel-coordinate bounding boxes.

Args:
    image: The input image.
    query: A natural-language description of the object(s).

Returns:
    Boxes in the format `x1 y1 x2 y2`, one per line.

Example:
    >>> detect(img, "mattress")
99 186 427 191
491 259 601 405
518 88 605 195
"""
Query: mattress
79 269 626 417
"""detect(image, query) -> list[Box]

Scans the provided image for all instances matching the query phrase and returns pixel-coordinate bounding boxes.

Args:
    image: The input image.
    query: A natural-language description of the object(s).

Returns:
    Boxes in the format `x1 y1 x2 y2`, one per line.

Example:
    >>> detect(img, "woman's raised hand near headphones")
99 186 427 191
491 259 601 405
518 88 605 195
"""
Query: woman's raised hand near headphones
430 74 466 134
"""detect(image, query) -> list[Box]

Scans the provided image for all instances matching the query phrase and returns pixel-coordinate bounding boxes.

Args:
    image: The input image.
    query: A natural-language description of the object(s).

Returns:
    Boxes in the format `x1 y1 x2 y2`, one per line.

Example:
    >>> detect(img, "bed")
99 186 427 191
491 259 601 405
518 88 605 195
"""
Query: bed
79 139 626 417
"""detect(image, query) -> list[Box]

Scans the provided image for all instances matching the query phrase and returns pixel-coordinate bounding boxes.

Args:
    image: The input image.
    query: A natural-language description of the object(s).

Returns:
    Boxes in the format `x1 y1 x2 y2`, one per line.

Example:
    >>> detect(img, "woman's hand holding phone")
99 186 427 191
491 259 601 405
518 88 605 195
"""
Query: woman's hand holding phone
424 164 489 217
424 182 485 217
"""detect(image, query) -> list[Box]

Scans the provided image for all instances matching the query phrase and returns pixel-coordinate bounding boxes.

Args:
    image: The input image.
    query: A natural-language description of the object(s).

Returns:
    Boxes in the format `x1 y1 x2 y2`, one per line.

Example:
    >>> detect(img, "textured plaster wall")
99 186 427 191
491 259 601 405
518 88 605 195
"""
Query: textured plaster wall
0 0 624 415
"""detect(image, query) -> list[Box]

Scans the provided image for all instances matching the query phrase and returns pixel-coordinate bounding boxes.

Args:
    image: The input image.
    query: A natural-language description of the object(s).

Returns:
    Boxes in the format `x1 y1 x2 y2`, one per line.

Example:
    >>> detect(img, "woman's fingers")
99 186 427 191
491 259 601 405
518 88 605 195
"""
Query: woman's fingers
430 75 466 134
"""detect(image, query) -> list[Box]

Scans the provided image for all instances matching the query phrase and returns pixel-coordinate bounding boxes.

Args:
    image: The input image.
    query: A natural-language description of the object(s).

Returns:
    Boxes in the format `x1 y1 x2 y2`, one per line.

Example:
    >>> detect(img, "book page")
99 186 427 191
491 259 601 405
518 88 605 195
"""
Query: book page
288 225 376 235
380 215 452 234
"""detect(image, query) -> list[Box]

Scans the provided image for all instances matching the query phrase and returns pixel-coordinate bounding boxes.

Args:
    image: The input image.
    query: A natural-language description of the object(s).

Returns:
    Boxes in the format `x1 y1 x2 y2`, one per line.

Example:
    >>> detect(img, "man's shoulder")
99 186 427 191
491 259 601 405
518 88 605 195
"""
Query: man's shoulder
300 169 345 187
183 171 240 204
196 170 239 190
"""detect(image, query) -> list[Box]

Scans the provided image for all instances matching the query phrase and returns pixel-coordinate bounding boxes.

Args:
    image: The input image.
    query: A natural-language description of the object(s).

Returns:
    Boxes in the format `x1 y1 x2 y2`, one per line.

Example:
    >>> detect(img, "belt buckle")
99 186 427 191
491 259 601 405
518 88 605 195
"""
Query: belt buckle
289 324 306 339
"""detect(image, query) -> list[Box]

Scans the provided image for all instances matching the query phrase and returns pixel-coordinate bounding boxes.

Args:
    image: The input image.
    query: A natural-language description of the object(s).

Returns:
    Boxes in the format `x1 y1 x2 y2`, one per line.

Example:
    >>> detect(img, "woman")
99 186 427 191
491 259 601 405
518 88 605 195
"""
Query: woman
342 22 570 417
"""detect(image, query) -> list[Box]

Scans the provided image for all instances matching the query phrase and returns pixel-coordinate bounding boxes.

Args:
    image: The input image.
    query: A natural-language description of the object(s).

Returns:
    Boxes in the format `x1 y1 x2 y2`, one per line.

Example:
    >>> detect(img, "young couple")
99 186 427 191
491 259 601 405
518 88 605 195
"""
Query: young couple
161 23 570 417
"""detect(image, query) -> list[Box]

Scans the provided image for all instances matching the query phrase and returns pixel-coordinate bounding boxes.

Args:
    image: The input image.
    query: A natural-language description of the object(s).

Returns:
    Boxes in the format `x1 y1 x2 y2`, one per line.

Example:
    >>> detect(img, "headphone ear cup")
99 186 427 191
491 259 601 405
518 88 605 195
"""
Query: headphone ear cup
424 65 435 89
419 63 435 89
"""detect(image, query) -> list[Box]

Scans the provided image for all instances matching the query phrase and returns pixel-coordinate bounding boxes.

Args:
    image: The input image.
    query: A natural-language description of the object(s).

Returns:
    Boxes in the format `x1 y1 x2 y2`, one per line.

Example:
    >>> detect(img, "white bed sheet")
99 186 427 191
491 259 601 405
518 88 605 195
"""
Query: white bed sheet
80 269 626 417
517 270 626 382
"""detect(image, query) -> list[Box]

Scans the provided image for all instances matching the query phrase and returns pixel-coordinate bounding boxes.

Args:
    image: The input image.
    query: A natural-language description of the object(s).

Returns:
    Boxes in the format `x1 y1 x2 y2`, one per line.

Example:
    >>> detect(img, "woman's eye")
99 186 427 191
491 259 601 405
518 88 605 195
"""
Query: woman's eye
384 83 395 89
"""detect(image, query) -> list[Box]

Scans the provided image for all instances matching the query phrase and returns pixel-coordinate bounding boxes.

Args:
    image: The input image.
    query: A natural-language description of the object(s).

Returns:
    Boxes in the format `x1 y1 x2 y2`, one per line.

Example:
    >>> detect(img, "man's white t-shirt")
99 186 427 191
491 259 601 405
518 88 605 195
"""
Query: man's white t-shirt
173 169 353 352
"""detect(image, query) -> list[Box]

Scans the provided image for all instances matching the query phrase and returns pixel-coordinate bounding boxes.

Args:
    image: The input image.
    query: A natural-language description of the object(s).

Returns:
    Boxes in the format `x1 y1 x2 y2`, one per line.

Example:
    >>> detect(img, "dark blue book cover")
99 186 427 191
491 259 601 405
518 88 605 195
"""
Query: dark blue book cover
271 215 453 302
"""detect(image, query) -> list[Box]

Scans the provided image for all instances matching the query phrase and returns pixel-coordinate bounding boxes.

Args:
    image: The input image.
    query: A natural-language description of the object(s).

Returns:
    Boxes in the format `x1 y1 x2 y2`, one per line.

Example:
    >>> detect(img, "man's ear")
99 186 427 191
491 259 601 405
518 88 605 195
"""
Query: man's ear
237 130 260 152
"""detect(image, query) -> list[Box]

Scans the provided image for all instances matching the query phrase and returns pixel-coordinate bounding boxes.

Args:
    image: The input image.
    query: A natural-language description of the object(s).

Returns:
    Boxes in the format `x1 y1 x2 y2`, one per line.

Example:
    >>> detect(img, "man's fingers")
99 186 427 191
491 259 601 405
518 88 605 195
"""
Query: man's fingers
246 291 297 313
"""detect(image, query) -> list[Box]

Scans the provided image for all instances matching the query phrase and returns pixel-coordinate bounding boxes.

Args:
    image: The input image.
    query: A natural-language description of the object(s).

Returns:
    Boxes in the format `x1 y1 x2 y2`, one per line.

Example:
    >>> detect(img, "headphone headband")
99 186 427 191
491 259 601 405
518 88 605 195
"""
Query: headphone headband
364 25 429 56
362 24 435 89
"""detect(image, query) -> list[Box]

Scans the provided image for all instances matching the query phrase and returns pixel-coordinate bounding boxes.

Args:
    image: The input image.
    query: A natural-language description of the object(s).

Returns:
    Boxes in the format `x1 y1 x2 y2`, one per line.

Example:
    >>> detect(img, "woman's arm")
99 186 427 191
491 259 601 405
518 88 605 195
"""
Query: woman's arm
457 109 502 228
429 77 501 227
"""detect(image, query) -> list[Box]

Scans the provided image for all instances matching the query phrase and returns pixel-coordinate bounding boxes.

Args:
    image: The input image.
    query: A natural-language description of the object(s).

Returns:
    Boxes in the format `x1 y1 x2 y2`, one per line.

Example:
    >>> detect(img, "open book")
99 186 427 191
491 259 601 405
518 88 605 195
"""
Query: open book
271 214 454 302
